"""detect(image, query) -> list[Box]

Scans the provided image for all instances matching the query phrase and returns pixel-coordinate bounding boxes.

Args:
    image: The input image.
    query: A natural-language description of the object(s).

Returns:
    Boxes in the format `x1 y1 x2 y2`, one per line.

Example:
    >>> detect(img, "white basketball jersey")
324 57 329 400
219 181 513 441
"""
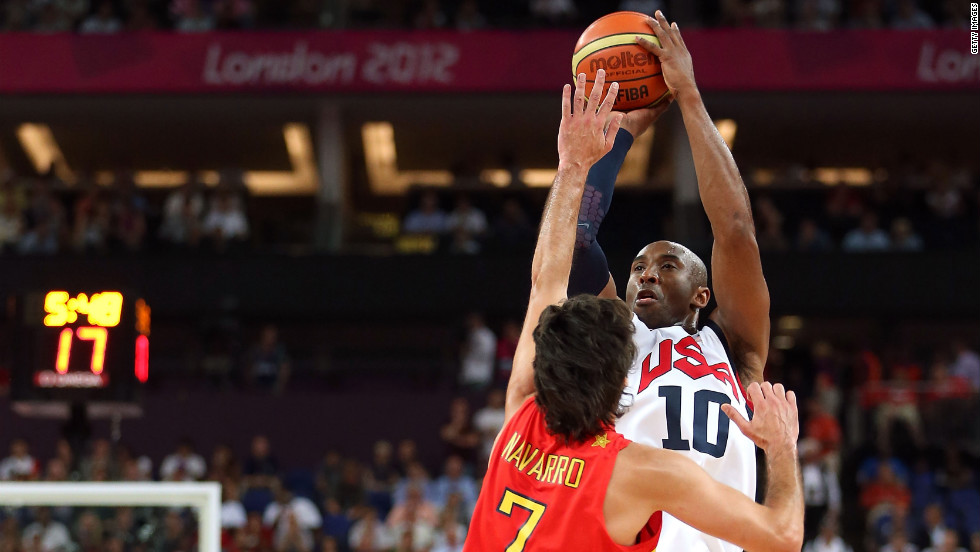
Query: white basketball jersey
616 313 757 552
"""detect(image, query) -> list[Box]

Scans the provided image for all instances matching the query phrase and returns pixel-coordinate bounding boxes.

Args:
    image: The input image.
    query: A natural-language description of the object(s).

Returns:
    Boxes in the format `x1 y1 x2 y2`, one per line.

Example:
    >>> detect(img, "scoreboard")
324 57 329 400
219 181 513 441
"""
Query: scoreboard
7 290 150 403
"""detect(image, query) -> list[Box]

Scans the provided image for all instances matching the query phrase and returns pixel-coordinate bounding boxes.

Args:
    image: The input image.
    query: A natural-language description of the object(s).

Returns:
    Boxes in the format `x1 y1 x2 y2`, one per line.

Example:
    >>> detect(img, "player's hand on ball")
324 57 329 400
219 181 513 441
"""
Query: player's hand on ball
617 96 674 138
635 11 697 100
558 70 623 171
722 382 799 454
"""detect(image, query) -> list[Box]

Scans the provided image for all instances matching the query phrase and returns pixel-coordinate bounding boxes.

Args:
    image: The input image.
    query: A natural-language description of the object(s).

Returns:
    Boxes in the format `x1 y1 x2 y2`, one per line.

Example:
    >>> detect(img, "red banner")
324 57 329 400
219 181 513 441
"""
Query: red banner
0 29 976 94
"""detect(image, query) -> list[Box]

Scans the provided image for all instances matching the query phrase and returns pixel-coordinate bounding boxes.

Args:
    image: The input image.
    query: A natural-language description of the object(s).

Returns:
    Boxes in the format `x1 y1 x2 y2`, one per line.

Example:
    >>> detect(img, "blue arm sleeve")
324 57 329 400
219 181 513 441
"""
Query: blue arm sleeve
567 128 634 296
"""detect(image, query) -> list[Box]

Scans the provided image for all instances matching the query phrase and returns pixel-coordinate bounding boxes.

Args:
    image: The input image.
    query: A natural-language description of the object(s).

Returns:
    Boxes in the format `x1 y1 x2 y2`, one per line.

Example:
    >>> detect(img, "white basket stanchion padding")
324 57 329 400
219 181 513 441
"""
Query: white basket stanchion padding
0 482 221 552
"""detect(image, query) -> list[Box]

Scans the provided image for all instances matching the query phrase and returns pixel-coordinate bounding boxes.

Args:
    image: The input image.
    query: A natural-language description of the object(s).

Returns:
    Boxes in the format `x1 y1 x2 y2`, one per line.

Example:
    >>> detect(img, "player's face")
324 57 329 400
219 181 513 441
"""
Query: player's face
625 242 700 329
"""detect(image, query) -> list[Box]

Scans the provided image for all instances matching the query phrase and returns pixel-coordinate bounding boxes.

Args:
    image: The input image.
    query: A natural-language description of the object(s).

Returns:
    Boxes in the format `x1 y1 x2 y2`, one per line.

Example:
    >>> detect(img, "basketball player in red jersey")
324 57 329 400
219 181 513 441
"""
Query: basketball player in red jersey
462 69 803 552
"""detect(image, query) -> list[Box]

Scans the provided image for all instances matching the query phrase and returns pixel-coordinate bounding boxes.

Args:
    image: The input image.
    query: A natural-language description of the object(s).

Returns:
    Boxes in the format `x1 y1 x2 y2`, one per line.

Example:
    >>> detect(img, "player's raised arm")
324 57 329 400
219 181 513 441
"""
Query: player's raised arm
504 71 624 422
621 382 803 552
638 11 770 384
568 103 673 300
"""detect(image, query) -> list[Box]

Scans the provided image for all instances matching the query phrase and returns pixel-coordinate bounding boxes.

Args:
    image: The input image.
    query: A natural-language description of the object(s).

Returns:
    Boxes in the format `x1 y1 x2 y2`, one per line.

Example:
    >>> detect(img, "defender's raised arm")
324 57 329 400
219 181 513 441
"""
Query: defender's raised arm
504 71 623 421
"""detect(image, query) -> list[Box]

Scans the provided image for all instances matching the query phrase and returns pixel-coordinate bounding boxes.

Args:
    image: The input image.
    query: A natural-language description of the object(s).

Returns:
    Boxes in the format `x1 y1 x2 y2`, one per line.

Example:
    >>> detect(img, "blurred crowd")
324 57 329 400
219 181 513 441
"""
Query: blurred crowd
767 336 980 552
398 160 980 255
0 388 508 552
0 170 250 255
0 0 973 33
0 316 978 552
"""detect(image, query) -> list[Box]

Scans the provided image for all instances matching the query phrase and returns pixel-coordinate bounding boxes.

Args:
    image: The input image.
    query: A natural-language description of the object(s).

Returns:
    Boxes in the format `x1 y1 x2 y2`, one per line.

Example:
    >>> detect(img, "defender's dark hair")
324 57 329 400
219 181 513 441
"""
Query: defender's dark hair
532 294 636 444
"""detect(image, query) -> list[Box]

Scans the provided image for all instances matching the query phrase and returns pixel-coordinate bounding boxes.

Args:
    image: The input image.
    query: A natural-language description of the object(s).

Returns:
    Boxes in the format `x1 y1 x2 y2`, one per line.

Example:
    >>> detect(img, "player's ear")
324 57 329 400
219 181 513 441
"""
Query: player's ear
692 286 710 309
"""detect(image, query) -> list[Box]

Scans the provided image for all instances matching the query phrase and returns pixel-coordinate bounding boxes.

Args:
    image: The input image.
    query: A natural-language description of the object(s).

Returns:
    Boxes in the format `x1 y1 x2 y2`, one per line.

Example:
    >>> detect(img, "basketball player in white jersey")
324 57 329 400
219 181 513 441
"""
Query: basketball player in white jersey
566 11 771 552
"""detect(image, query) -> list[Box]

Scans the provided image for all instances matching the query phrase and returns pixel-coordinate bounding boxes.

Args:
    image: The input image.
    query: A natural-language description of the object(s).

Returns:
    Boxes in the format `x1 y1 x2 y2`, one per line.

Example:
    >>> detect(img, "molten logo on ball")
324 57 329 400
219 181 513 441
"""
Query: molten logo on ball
589 51 657 76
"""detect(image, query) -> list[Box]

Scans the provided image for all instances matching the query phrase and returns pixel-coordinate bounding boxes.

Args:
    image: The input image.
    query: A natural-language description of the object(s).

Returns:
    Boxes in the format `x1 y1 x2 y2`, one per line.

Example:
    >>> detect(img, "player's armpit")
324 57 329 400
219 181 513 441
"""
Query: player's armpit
642 447 802 552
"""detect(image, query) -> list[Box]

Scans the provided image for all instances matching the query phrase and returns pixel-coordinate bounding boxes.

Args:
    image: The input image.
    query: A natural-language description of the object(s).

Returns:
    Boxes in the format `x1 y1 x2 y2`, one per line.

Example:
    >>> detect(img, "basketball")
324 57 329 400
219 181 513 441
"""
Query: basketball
572 11 671 112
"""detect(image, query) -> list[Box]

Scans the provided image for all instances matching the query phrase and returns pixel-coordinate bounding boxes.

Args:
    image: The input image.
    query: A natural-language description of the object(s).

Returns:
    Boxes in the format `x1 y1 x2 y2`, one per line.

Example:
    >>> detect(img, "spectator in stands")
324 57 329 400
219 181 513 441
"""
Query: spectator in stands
71 190 111 253
916 504 950 549
849 0 885 28
394 462 434 506
796 0 840 30
79 438 116 481
403 191 448 236
173 0 214 31
74 510 104 552
936 448 980 537
209 443 242 483
755 196 790 251
334 459 368 514
806 398 843 464
203 189 249 249
804 516 852 552
17 217 59 255
492 199 533 250
925 530 968 552
454 0 486 30
391 439 418 479
1 0 32 31
365 440 398 494
126 0 161 30
447 195 486 254
439 398 480 464
891 218 924 251
213 0 255 29
160 438 207 481
107 508 142 550
237 511 274 552
881 530 919 552
246 324 291 393
843 212 891 251
458 313 496 390
413 0 446 28
244 435 279 489
431 455 477 516
0 438 39 480
159 180 205 248
21 508 72 552
800 439 842 543
274 510 313 552
53 439 76 479
349 507 392 552
221 480 248 532
493 320 519 385
110 173 148 252
861 463 911 514
797 218 834 252
0 186 24 252
316 449 343 500
79 0 122 33
431 516 466 552
529 0 576 25
264 478 322 531
446 195 487 239
891 0 934 28
32 1 71 32
950 340 980 391
387 483 439 530
473 389 506 468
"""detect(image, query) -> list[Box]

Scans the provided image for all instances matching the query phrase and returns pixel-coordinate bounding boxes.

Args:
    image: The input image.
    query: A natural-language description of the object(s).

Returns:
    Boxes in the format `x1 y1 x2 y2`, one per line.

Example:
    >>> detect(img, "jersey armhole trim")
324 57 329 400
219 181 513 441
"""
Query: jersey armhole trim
703 319 752 410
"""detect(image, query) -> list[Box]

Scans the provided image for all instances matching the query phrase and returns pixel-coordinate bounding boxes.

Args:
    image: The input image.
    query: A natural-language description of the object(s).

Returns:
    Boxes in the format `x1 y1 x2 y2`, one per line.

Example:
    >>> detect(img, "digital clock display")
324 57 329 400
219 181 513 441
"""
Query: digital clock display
7 289 150 403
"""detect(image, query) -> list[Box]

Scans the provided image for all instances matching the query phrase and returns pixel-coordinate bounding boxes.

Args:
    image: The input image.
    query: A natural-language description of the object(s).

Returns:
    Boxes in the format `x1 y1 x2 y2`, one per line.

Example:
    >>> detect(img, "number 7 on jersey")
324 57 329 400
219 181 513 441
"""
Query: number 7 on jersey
496 489 547 552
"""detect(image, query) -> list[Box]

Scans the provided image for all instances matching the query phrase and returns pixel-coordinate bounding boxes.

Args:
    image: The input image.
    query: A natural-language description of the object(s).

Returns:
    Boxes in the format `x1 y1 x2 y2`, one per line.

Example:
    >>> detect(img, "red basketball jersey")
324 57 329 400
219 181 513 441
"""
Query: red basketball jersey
463 397 661 552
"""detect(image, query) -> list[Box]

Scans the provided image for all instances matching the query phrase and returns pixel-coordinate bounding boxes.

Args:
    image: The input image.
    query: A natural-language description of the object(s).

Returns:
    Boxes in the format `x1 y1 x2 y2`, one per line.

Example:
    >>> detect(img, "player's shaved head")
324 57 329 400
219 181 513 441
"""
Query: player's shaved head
625 241 710 332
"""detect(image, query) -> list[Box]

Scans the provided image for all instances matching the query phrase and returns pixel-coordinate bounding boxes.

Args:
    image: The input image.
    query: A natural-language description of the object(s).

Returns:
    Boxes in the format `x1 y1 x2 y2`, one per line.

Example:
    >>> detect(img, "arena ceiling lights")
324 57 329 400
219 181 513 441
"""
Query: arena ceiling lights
15 123 318 196
361 122 654 195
